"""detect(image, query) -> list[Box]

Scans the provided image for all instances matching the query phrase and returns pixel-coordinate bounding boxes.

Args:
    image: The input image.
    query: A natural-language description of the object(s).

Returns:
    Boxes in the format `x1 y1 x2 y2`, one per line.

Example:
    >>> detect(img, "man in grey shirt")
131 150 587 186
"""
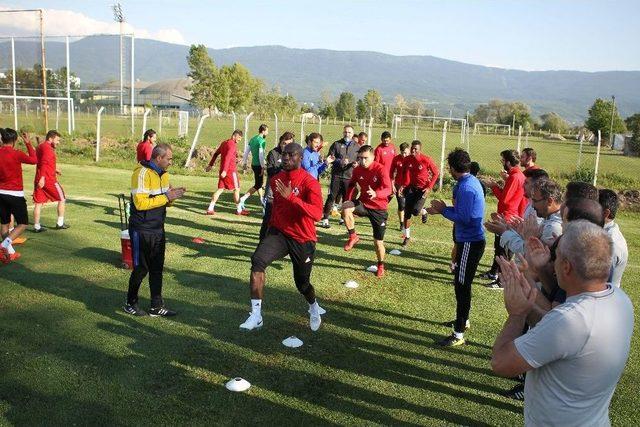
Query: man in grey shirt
599 189 628 287
491 220 634 427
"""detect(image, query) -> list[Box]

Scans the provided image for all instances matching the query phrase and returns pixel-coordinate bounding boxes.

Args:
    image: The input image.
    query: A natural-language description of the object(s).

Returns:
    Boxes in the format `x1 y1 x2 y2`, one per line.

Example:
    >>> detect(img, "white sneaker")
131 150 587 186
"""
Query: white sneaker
308 304 326 315
240 312 263 330
309 311 322 331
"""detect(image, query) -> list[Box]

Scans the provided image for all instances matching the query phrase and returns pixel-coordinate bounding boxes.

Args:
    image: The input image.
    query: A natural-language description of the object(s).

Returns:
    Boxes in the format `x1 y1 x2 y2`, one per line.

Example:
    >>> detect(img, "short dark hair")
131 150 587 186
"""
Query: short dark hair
46 130 61 140
399 142 409 152
280 131 295 145
381 131 391 140
232 129 243 137
0 128 18 144
469 161 480 176
447 148 471 173
358 145 373 154
344 125 354 131
500 149 520 167
522 147 537 162
307 132 321 145
258 124 268 133
534 178 563 204
358 132 368 138
143 129 156 141
151 142 171 159
564 197 604 227
523 168 548 179
566 181 598 201
598 189 619 220
411 140 421 147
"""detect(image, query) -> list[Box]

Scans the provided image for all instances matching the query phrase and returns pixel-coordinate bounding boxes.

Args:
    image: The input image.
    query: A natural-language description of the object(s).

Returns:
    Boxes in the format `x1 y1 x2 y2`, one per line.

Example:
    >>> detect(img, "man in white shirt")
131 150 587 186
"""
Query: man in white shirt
598 189 628 287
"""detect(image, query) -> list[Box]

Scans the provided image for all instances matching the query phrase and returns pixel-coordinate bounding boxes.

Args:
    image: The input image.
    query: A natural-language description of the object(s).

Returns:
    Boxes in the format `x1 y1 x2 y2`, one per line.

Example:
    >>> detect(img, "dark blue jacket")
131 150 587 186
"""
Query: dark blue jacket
443 173 485 242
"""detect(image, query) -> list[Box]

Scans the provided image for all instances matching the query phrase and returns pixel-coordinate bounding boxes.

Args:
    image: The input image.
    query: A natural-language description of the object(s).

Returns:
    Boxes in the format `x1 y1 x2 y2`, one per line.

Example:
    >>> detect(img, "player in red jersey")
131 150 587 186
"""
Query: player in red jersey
240 143 325 332
342 145 393 277
0 128 37 263
373 131 396 179
398 140 439 246
33 130 68 232
390 142 410 229
205 130 244 215
136 129 156 162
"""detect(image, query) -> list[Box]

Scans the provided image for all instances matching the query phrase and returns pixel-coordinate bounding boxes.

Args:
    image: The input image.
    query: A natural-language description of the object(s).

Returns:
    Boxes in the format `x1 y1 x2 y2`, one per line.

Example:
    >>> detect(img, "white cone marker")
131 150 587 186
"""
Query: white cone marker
282 336 303 348
389 249 402 255
225 377 251 392
366 265 378 273
345 280 359 289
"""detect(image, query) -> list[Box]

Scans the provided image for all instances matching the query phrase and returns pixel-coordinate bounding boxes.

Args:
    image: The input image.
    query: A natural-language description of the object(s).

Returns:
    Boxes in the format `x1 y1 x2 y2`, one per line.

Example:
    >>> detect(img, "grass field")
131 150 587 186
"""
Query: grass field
1 162 638 426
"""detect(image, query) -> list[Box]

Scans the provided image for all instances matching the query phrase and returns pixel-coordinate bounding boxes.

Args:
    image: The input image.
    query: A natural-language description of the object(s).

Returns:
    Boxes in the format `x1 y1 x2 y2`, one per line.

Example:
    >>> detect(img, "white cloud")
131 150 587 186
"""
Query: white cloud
0 7 187 45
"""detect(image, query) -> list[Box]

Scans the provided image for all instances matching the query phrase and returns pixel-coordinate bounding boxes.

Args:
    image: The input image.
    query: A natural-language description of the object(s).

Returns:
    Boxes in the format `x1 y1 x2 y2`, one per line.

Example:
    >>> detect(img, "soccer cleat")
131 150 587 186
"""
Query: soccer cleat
344 234 360 251
421 212 428 224
123 303 148 316
12 237 27 245
504 383 525 401
309 312 322 331
486 280 504 291
338 219 345 226
376 264 385 278
34 226 47 233
192 237 206 244
236 209 250 216
240 312 263 330
55 224 70 230
148 306 177 317
401 237 410 247
308 304 327 316
320 219 330 229
479 271 498 281
205 210 215 216
437 333 466 347
1 251 21 264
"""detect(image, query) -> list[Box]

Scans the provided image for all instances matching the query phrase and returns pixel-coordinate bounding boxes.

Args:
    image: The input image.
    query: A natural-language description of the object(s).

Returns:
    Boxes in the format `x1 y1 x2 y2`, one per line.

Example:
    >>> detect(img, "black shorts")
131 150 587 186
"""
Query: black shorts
252 165 264 190
251 227 316 295
403 187 427 220
0 193 28 225
395 193 406 212
343 200 388 240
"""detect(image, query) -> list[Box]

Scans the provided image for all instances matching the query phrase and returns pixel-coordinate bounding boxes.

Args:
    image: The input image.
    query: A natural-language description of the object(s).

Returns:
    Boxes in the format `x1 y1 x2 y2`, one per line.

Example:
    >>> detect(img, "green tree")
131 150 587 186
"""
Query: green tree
394 94 408 115
222 63 260 112
585 98 626 141
186 44 219 111
624 113 640 132
320 103 337 119
335 92 356 121
363 89 382 120
540 112 569 134
356 99 367 120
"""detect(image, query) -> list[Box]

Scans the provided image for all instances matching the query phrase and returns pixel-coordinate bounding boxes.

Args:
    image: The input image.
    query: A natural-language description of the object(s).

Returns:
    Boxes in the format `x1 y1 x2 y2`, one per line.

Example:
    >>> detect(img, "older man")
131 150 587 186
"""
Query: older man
491 221 634 427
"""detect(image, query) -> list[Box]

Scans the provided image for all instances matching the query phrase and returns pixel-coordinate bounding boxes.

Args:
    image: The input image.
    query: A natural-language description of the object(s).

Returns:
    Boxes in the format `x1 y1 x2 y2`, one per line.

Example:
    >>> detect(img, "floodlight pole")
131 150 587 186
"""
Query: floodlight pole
130 35 135 135
11 37 18 129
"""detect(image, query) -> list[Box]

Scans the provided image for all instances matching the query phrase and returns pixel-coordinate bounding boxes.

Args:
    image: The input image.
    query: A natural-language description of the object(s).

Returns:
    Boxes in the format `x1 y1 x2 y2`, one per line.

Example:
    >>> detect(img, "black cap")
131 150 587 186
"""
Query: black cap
283 142 303 155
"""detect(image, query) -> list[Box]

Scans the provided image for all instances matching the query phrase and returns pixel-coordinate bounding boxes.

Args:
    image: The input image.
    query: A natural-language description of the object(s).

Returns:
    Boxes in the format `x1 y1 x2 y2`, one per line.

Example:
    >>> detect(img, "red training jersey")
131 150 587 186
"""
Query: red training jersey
0 141 37 194
208 138 238 173
492 166 526 219
346 161 392 210
269 168 323 243
402 153 439 190
136 140 153 162
35 141 58 184
373 143 396 178
389 154 408 187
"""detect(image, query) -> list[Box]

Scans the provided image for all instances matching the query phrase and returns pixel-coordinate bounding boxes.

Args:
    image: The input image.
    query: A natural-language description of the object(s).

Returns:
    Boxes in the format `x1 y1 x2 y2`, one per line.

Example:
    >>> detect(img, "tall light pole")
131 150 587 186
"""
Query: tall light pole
609 95 616 148
112 3 125 115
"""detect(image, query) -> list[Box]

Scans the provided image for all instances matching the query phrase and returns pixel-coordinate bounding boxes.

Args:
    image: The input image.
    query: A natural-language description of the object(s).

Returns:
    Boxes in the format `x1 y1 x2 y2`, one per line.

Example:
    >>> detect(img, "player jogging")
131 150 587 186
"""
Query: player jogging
373 131 396 179
33 130 69 232
239 124 269 213
240 143 325 331
205 130 243 215
390 142 410 230
342 145 392 278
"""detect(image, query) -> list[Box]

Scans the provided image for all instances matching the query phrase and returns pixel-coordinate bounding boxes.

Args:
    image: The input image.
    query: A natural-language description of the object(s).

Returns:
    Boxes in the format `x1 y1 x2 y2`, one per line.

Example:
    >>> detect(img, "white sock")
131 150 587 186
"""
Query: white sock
405 227 411 238
251 299 262 315
34 223 41 230
2 237 15 255
401 226 406 234
240 194 249 204
208 201 215 211
309 301 319 315
236 203 243 213
421 208 427 215
57 216 64 227
453 331 464 340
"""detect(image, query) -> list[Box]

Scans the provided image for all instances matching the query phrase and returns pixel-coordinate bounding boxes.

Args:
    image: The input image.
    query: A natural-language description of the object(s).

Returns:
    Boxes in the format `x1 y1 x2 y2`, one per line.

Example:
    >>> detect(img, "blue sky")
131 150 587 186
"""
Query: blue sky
1 0 639 71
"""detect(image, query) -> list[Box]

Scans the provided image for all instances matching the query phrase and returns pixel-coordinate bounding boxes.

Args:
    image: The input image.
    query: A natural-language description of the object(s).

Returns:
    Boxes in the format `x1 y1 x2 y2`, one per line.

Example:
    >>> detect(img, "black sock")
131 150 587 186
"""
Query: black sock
348 228 355 235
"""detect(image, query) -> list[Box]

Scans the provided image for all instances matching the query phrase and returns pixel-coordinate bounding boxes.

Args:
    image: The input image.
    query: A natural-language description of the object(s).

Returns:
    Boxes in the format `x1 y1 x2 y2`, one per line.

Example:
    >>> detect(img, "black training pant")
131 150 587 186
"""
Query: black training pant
489 234 509 275
128 228 165 307
251 227 316 297
323 175 350 219
259 200 273 241
403 187 427 220
453 240 486 334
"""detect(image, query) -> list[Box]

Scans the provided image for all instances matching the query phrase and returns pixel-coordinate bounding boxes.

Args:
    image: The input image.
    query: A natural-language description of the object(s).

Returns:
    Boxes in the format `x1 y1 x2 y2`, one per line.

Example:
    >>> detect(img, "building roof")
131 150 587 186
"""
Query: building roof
140 78 192 101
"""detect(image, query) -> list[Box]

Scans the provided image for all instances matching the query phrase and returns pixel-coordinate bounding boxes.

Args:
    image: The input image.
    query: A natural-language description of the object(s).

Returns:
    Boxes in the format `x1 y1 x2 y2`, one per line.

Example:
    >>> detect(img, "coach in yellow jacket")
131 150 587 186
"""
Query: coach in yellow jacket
124 143 186 317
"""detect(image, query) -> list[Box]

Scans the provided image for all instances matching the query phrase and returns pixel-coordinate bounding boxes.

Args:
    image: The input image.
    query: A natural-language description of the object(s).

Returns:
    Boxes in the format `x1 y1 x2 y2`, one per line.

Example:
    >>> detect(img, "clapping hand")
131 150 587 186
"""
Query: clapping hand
525 236 551 274
427 199 446 215
166 186 186 201
275 179 292 199
496 256 537 317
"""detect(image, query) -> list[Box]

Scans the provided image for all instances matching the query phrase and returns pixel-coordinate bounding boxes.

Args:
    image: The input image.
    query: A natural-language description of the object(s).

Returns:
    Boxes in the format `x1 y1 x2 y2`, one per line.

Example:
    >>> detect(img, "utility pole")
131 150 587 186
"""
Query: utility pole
112 3 125 115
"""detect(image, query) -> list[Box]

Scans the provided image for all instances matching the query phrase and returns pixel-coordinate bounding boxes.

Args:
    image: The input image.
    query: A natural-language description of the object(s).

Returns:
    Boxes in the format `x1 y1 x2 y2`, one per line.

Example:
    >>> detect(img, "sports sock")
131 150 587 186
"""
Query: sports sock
1 237 15 255
251 299 262 315
57 217 64 227
240 194 249 204
236 203 243 213
34 223 41 230
405 227 411 238
348 228 355 235
309 301 319 315
208 201 215 211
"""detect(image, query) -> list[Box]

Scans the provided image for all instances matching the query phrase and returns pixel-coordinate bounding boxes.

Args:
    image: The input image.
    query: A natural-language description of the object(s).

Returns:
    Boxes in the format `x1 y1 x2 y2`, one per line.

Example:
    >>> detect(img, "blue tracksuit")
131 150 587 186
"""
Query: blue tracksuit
302 146 327 179
443 173 485 242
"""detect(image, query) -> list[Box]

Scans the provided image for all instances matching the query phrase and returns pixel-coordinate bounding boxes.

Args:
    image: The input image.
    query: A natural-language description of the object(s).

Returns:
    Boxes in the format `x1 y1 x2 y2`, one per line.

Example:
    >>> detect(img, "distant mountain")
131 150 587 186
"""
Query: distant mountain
1 35 639 122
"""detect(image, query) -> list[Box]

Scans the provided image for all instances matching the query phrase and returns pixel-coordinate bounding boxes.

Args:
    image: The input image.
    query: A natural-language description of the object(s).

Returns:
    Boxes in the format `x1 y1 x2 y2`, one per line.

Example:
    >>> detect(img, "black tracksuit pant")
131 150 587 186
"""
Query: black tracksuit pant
322 175 350 219
127 228 165 307
453 240 486 334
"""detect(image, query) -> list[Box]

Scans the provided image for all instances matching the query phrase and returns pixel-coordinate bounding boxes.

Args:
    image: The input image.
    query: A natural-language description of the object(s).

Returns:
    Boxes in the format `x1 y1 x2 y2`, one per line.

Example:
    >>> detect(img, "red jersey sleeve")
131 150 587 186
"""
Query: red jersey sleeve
208 144 222 167
494 172 524 214
426 157 440 190
38 143 56 179
373 145 382 164
221 141 236 172
286 174 323 222
18 141 37 165
375 165 393 199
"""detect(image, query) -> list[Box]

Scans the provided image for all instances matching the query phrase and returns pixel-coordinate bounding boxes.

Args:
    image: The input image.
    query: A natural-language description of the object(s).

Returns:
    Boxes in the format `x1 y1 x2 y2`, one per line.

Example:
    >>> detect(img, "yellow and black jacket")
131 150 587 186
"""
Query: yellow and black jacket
129 161 171 232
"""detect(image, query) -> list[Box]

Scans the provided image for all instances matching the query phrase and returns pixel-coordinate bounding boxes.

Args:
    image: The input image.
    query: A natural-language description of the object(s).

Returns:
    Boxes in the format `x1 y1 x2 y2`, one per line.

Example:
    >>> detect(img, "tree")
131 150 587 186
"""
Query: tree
222 63 260 112
335 92 356 121
472 99 533 129
624 113 640 132
320 103 337 119
186 44 219 112
394 94 407 115
585 98 626 141
356 99 367 120
363 89 382 120
540 112 569 134
407 99 425 116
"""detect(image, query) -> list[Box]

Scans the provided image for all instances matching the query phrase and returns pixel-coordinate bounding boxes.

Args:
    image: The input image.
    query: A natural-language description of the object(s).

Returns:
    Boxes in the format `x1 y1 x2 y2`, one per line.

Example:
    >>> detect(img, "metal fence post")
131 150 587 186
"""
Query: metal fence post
439 121 448 191
96 106 105 162
593 130 602 186
244 112 254 155
184 113 210 168
141 108 151 139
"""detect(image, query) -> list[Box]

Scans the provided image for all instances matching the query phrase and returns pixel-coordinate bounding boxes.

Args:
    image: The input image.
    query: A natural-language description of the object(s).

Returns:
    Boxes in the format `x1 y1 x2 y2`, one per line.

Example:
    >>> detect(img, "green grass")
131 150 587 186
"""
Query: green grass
1 163 639 426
